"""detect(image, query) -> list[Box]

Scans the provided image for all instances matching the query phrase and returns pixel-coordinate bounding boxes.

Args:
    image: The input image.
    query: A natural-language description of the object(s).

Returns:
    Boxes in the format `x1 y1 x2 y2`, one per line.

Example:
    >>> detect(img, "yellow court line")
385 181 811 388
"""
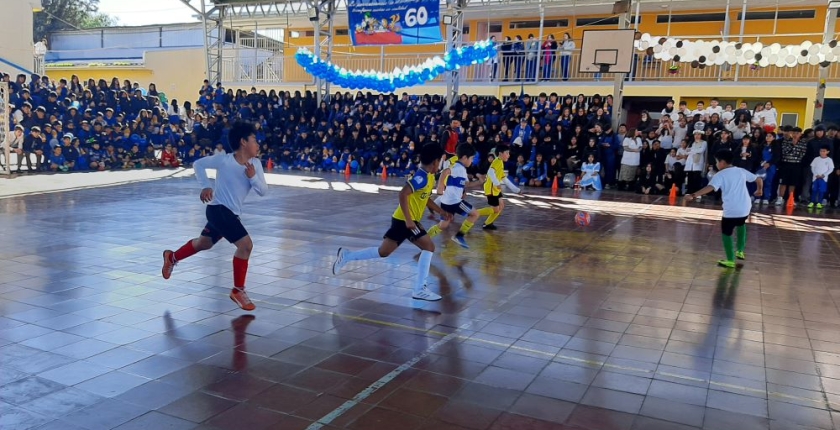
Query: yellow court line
238 299 840 411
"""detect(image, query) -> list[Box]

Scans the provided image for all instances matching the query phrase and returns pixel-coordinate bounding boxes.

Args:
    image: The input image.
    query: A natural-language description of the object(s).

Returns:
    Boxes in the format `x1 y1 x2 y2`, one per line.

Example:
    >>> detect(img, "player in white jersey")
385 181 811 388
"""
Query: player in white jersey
428 143 494 249
161 121 267 311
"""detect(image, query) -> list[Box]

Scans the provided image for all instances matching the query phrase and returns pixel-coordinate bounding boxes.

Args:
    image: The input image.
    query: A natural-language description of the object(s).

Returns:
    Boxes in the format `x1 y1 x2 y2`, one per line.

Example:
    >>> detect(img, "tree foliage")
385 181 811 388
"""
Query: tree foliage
34 0 117 42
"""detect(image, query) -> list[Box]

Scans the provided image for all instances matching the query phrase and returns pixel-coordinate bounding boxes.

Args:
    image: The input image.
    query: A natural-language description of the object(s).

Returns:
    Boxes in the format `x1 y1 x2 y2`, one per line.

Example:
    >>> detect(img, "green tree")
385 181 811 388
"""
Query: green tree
33 0 117 42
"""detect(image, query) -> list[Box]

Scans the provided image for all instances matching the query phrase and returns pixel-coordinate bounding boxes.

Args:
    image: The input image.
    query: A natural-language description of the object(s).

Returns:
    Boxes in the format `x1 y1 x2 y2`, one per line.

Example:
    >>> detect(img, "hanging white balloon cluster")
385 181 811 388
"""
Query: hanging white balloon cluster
634 33 840 69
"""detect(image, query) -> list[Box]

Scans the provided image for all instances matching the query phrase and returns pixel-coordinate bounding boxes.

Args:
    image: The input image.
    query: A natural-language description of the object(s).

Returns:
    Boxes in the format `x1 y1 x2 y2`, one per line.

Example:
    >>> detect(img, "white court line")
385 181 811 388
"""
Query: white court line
305 197 664 429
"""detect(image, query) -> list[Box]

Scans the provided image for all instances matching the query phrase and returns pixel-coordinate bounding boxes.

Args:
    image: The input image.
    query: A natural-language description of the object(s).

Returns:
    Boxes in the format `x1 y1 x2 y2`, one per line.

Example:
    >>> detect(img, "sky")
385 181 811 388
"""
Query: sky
97 0 200 26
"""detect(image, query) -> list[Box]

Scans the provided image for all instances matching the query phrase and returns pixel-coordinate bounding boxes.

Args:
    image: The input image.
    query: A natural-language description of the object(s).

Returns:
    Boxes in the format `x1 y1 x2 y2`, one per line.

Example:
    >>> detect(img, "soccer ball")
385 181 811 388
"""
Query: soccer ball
575 211 591 227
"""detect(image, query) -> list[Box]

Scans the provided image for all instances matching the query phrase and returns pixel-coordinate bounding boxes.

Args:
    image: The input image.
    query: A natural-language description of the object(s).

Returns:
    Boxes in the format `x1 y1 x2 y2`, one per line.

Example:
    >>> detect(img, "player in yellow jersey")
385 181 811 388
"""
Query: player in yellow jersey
482 144 521 230
332 144 451 301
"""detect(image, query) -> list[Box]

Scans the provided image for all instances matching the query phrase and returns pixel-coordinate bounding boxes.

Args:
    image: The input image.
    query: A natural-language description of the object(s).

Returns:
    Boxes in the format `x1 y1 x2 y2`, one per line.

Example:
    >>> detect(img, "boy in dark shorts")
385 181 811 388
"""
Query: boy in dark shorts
686 149 763 268
332 143 450 301
161 121 267 310
431 143 493 249
482 144 521 230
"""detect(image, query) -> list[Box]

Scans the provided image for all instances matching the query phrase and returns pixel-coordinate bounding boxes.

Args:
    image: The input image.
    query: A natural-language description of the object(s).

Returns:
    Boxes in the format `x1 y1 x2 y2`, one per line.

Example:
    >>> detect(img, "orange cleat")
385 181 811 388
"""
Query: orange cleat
162 250 176 280
230 288 256 311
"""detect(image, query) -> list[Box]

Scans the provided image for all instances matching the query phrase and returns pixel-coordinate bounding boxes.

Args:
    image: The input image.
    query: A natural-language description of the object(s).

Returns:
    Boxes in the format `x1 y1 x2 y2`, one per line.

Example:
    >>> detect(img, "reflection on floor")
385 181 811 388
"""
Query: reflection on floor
1 173 839 430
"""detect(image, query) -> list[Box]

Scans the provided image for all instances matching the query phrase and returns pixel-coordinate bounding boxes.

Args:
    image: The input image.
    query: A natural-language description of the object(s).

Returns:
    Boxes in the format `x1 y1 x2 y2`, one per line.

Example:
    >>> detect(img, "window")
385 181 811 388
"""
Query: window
576 16 640 26
657 13 726 23
740 10 815 20
489 24 503 33
510 19 568 29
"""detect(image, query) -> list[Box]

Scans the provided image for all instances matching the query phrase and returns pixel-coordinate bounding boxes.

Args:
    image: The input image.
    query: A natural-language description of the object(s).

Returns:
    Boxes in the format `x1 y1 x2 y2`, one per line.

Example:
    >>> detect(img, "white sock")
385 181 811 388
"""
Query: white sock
414 250 433 293
344 247 381 262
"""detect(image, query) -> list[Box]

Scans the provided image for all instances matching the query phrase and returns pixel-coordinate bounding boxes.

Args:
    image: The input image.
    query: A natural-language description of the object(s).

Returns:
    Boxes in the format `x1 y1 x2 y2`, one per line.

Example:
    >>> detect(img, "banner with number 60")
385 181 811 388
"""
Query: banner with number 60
348 0 442 46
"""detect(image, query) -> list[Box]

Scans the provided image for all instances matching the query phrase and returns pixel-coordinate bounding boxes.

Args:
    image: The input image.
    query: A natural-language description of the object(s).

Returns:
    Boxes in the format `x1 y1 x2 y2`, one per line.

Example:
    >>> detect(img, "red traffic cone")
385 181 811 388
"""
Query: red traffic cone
551 176 559 192
344 162 351 176
669 183 678 199
382 166 388 180
786 190 795 209
266 158 274 171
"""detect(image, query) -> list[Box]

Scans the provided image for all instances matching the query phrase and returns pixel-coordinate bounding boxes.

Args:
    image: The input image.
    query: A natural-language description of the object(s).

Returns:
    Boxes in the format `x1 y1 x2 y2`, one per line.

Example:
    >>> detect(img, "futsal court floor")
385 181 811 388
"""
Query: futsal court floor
1 171 840 430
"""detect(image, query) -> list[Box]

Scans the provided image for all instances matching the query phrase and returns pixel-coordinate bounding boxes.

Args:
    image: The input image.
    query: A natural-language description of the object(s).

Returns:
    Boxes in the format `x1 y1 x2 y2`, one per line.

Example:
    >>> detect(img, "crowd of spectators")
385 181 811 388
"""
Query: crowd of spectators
2 71 839 208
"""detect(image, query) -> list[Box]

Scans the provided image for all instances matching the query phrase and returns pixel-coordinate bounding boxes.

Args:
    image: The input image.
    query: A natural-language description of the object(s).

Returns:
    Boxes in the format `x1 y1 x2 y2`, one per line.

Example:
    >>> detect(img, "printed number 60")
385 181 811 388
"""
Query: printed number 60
404 7 428 27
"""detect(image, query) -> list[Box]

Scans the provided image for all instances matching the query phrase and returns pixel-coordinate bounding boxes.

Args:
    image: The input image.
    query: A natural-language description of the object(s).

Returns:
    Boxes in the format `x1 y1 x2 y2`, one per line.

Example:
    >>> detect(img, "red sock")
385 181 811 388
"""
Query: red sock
173 240 198 262
233 257 248 289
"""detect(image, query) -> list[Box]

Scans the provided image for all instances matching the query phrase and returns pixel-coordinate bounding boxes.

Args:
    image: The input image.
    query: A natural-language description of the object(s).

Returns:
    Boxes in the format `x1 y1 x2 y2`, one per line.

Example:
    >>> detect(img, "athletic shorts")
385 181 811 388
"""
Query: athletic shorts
201 204 248 244
384 217 427 245
440 200 473 217
779 164 803 186
721 216 748 236
487 193 503 207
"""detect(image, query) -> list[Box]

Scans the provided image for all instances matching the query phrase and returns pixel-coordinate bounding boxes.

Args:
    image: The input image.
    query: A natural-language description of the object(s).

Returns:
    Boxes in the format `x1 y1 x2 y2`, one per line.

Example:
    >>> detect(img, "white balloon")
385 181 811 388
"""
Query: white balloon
809 55 821 65
708 53 717 62
801 40 813 50
726 55 738 65
808 44 820 55
826 52 836 62
654 45 663 53
715 55 727 66
737 56 748 66
640 40 650 50
786 54 796 65
775 57 786 68
641 33 651 42
677 48 687 57
761 47 772 57
725 45 736 55
768 54 778 63
744 50 755 60
833 46 840 57
669 47 678 56
742 43 752 52
770 43 781 53
796 56 808 65
752 42 763 52
758 57 769 68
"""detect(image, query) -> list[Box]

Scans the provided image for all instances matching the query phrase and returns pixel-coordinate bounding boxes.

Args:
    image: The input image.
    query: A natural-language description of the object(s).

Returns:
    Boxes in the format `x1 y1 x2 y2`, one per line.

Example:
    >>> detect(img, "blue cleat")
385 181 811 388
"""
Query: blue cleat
451 234 470 249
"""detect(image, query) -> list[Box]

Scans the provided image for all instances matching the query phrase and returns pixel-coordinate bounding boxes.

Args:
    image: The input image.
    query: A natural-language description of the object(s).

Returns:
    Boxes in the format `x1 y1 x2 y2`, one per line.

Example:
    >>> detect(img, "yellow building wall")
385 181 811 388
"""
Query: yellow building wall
45 48 205 105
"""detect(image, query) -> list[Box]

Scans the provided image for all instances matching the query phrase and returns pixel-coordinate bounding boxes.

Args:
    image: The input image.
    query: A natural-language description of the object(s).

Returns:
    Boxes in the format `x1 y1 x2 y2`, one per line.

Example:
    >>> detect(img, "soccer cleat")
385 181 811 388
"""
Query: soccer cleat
735 251 746 260
808 202 815 208
817 203 824 209
717 259 736 268
482 224 498 230
230 288 256 311
451 234 469 249
162 250 176 280
332 247 347 275
412 287 442 301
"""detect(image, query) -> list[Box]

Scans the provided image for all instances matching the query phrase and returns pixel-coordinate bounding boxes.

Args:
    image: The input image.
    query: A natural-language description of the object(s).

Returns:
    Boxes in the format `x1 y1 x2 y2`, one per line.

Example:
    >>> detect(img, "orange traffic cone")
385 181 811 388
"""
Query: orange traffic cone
669 183 678 199
266 158 274 171
344 162 351 176
551 176 559 192
382 166 388 180
786 190 795 209
574 175 581 190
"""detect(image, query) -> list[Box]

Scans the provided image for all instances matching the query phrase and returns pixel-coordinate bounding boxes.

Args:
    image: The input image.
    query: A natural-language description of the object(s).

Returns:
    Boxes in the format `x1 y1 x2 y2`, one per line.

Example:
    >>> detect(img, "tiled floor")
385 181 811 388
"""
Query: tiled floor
1 172 840 430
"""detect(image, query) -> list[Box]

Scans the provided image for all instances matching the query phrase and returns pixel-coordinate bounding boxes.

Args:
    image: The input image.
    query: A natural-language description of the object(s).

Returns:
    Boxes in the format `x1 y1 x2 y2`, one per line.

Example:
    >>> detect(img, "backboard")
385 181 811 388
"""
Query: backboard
579 29 636 74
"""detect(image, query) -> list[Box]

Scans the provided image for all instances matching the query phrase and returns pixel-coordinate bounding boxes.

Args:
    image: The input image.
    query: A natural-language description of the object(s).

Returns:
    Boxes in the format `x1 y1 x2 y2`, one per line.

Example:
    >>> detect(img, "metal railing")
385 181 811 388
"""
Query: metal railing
221 49 840 86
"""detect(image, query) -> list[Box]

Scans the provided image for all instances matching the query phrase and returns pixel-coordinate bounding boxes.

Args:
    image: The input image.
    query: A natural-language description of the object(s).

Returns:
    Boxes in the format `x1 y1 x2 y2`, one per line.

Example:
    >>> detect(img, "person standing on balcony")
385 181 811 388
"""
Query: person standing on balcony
513 36 525 82
490 36 500 82
501 36 513 81
560 33 574 81
525 35 539 81
542 35 558 80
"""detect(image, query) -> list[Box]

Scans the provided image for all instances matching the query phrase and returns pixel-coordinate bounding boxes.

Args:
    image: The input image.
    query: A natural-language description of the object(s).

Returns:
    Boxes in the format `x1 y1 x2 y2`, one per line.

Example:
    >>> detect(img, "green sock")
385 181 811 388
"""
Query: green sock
459 220 475 235
427 224 442 238
477 207 495 217
722 234 735 262
736 225 747 253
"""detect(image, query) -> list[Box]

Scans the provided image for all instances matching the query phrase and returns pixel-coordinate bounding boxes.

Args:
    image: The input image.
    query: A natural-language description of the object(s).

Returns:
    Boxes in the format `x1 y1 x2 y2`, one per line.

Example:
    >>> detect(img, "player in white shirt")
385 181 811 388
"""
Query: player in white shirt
686 149 763 268
809 146 836 209
161 121 267 311
430 144 493 249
